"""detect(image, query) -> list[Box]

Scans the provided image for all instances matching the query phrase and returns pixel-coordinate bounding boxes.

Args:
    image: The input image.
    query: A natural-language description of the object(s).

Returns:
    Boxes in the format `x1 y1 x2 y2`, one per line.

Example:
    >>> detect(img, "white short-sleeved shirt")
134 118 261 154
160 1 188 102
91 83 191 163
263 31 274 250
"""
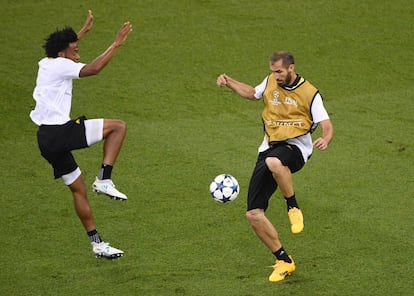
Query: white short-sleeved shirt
30 57 85 126
254 76 330 162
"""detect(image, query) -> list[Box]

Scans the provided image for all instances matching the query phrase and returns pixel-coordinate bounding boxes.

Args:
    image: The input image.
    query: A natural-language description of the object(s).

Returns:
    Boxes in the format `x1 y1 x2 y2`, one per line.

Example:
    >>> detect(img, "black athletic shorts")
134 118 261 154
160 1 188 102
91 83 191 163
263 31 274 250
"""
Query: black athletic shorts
247 142 305 211
36 116 88 179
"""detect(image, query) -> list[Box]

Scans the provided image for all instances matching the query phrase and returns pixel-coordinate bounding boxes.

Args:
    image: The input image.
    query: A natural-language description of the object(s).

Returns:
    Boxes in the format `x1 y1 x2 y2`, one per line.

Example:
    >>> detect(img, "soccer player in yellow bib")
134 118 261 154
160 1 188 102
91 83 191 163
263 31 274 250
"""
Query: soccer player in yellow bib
216 51 334 282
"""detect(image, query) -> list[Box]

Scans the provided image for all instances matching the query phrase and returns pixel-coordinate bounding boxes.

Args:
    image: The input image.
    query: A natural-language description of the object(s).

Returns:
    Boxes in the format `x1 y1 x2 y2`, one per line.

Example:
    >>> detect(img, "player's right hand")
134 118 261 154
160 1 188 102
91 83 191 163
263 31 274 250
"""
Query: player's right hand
114 22 133 47
216 74 228 87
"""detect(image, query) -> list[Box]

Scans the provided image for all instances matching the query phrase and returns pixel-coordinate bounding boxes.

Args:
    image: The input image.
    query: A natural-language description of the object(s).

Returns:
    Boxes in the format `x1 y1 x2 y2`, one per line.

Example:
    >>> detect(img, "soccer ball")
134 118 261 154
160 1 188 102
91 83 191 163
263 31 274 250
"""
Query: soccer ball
209 174 240 203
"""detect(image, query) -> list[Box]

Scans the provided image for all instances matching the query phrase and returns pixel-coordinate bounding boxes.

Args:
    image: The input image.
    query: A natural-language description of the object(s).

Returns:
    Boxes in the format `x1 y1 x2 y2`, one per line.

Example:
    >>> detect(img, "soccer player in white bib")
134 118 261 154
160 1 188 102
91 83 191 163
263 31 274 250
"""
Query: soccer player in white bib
217 51 334 281
30 11 132 259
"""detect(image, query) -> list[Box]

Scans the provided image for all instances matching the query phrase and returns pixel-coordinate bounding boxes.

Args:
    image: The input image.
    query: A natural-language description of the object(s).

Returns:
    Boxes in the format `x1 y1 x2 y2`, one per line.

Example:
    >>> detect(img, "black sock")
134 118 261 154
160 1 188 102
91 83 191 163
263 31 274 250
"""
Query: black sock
98 164 113 180
273 247 292 263
284 194 299 211
87 229 102 244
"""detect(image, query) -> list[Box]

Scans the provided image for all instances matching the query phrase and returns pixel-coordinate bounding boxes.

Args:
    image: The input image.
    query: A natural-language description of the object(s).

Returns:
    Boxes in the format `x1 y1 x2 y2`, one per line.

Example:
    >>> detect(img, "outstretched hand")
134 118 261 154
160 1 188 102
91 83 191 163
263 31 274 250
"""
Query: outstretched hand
77 10 94 40
216 74 228 87
114 22 133 47
78 18 132 78
82 10 94 32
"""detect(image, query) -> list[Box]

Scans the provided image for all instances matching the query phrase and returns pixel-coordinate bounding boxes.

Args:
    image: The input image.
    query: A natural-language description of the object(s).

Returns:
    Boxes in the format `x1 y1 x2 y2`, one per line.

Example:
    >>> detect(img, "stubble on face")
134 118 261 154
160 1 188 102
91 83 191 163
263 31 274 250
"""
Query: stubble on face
270 60 295 87
277 72 292 87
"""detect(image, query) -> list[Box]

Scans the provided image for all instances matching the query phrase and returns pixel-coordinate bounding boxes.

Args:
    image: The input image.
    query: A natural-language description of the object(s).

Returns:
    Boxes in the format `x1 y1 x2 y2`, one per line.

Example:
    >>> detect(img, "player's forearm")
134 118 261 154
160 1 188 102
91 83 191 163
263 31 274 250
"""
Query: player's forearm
321 120 334 144
226 77 256 100
79 43 120 77
77 29 88 40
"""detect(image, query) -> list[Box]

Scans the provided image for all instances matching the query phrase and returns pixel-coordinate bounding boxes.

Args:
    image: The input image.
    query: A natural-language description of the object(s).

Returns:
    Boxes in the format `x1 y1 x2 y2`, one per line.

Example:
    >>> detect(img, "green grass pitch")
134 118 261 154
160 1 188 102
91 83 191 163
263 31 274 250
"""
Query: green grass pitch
0 0 413 295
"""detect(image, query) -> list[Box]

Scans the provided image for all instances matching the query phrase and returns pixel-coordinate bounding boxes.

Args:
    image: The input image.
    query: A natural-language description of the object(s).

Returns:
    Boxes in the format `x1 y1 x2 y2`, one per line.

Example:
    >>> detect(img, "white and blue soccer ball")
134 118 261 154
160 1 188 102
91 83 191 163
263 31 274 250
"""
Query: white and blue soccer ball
209 174 240 203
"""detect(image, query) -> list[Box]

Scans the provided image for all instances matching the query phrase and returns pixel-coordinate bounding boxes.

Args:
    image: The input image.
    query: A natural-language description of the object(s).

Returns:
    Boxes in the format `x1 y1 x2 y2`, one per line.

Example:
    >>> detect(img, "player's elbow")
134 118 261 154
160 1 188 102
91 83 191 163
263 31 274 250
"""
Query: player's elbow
242 88 256 100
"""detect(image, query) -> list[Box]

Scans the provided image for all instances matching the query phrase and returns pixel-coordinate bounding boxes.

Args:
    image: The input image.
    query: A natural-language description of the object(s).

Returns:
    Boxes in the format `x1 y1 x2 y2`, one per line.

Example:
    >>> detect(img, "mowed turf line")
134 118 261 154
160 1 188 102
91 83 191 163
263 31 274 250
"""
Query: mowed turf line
0 0 413 295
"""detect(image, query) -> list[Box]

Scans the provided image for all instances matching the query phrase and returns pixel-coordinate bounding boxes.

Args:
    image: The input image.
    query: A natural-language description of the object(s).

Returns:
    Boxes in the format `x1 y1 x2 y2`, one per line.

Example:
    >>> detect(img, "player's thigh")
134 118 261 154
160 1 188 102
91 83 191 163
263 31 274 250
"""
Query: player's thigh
85 118 104 146
267 144 304 173
247 154 277 211
52 151 79 179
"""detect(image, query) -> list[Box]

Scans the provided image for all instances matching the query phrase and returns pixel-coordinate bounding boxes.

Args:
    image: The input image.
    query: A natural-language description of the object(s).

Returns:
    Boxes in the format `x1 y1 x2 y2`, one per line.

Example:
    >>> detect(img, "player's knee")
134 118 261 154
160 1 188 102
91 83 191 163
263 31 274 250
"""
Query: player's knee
116 120 127 133
246 209 264 226
68 176 87 196
104 119 127 135
109 119 127 137
265 157 283 174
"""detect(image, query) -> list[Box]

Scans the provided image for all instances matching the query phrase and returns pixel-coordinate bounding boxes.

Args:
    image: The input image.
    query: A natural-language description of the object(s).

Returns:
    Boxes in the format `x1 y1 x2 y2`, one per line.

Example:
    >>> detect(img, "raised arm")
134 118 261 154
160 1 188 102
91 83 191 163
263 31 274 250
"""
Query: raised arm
313 119 334 151
216 74 256 100
79 21 133 77
77 10 94 40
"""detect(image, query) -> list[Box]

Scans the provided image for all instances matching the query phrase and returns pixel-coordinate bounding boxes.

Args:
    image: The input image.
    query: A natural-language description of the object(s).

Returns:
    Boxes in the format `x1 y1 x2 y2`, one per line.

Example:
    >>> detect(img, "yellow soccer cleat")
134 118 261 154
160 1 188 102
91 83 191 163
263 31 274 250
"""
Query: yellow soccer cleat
269 256 296 282
288 207 304 234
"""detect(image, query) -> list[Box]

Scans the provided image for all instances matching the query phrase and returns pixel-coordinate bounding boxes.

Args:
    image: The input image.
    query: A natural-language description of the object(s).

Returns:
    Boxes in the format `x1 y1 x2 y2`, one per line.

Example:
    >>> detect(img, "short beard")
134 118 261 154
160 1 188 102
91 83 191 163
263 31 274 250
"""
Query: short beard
277 72 292 87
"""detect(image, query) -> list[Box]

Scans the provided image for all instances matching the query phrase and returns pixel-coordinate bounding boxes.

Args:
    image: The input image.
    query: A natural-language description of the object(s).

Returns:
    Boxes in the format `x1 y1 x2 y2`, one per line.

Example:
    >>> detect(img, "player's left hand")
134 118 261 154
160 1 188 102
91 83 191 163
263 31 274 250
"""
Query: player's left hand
313 137 329 150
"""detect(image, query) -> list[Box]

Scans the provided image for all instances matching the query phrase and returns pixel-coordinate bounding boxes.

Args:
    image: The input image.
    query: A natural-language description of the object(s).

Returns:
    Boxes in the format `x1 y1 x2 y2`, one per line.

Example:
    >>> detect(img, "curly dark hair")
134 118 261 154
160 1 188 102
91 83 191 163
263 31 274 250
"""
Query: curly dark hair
42 27 78 58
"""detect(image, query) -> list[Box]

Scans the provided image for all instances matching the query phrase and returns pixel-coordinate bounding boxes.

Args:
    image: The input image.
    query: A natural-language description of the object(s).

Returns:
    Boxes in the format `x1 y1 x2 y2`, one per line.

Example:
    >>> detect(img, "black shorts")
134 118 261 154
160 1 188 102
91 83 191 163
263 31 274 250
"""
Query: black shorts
36 116 88 179
247 142 305 211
